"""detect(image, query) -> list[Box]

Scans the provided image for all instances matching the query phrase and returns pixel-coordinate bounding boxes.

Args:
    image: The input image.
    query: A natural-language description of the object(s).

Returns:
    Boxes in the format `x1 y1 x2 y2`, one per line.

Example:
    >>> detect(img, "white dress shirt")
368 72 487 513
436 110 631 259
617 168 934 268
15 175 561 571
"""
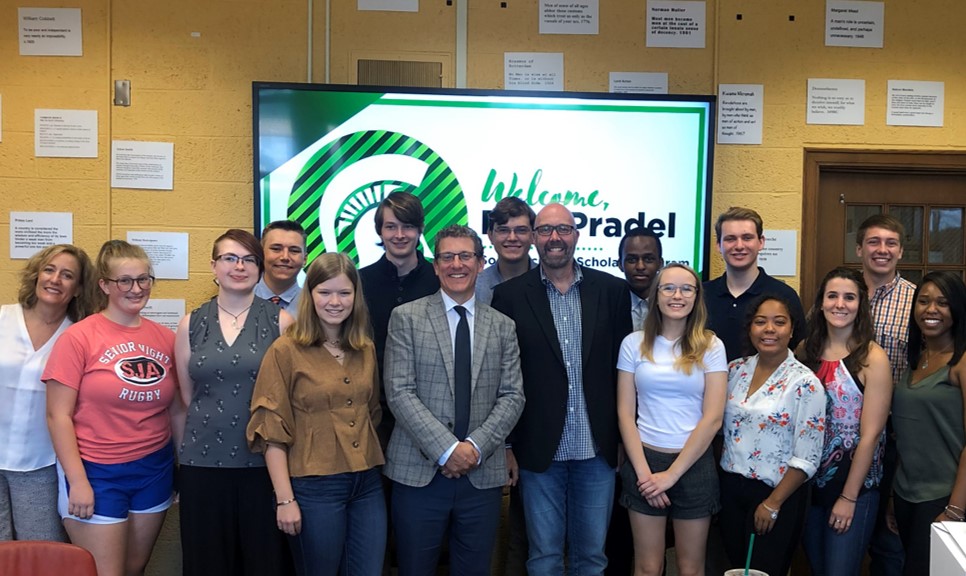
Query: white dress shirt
436 291 481 465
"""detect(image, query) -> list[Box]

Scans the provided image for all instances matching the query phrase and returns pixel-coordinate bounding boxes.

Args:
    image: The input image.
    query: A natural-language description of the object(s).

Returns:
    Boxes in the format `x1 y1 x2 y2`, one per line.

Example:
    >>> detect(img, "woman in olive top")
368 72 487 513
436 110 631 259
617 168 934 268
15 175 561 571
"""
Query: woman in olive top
248 253 384 576
892 271 966 576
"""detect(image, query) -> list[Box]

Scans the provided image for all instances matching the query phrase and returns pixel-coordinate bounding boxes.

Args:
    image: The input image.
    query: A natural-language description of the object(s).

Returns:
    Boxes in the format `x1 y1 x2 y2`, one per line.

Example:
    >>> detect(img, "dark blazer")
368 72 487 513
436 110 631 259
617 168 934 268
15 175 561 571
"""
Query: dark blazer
492 265 631 473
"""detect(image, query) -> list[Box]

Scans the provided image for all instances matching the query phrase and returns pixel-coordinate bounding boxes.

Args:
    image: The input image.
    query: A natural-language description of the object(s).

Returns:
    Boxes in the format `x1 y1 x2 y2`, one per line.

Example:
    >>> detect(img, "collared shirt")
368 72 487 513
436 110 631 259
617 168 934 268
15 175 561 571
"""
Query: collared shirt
254 278 302 318
869 274 916 384
541 264 596 461
721 351 826 488
440 290 476 353
475 259 536 305
703 267 807 361
630 291 648 332
436 290 481 465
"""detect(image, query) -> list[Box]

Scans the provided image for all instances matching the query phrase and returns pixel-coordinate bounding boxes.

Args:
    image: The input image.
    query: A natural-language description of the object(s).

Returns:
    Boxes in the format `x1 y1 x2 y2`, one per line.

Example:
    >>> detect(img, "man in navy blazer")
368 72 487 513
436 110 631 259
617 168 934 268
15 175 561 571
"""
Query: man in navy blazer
492 203 632 576
385 224 525 576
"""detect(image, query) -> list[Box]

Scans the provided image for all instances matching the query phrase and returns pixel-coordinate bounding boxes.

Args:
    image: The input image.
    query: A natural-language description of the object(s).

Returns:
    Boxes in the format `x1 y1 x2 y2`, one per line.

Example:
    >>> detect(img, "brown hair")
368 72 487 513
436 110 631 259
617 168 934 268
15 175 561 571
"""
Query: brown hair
212 229 265 275
856 214 906 247
18 244 97 322
434 224 484 257
714 206 764 241
289 253 372 352
800 267 874 375
373 191 425 234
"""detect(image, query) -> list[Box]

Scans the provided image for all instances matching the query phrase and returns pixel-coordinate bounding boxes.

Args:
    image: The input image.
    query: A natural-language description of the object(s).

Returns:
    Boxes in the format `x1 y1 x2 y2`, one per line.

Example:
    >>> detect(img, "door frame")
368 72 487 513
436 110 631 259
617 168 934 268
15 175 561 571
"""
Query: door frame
801 148 966 300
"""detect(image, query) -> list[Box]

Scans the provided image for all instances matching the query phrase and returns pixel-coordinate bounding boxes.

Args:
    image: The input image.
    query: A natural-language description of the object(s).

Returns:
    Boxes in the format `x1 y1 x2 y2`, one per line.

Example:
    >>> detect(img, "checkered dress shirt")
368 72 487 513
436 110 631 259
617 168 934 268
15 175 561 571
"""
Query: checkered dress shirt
541 265 597 461
870 274 916 384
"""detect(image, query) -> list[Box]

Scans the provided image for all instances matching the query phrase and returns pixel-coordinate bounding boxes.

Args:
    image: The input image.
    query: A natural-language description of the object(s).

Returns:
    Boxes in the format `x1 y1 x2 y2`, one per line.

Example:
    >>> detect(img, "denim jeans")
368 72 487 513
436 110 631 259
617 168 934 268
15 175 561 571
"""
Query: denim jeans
803 489 880 576
519 454 615 576
290 467 386 576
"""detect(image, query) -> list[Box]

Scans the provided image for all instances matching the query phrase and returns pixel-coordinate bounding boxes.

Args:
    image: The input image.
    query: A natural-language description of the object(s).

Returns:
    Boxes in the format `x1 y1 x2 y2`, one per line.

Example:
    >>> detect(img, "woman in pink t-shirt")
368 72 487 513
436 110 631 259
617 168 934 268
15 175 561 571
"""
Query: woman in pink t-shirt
44 240 182 576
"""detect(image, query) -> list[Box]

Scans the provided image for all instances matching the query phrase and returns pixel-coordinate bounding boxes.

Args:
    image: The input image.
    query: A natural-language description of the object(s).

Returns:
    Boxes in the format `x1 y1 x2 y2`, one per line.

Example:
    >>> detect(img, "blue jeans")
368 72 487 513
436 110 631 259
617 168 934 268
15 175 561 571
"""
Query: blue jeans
519 454 615 576
289 468 386 576
803 489 880 576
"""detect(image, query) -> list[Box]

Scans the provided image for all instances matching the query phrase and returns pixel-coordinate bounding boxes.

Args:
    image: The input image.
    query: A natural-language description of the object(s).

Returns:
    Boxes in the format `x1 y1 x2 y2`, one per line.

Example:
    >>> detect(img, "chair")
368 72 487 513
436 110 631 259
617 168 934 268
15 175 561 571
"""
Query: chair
0 540 97 576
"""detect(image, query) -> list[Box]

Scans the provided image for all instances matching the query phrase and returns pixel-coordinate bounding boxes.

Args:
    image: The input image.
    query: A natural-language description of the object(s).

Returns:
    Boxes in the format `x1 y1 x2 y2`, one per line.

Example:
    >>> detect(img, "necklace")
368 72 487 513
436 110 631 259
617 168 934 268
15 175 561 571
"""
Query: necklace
323 338 344 361
921 343 954 370
216 300 253 330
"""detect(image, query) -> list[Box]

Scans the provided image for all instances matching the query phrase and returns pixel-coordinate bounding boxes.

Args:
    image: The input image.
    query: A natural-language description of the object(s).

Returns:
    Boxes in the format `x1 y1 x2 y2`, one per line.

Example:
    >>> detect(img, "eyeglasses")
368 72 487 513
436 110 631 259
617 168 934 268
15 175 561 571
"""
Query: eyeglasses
436 251 479 263
217 253 259 267
493 225 532 238
534 224 576 237
105 275 155 292
657 284 697 297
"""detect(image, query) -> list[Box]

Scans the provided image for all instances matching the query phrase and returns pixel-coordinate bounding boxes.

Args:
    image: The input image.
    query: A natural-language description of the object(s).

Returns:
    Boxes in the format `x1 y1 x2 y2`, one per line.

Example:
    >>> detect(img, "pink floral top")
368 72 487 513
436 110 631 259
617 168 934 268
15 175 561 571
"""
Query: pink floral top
721 350 826 488
813 359 884 493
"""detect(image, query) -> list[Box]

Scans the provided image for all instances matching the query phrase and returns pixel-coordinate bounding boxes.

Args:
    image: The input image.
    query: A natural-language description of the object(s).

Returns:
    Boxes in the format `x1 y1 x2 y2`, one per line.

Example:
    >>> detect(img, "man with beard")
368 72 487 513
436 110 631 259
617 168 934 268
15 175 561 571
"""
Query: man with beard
492 203 631 576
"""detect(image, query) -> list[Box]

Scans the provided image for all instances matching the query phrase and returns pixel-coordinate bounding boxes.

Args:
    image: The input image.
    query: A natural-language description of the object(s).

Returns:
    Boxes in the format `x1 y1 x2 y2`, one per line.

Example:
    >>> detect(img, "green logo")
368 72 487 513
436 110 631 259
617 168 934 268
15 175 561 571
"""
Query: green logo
287 130 468 265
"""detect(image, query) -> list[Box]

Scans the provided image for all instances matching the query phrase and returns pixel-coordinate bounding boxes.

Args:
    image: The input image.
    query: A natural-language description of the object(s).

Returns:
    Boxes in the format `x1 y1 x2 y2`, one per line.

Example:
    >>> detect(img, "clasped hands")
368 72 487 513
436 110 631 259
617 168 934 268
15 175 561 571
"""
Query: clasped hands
637 471 676 509
441 441 480 478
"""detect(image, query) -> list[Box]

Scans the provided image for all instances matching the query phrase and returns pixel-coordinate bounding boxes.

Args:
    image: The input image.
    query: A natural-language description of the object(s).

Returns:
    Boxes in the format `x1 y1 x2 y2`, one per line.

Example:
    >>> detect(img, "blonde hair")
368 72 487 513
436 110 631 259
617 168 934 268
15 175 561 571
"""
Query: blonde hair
640 263 715 375
288 253 372 352
18 244 97 322
95 240 153 311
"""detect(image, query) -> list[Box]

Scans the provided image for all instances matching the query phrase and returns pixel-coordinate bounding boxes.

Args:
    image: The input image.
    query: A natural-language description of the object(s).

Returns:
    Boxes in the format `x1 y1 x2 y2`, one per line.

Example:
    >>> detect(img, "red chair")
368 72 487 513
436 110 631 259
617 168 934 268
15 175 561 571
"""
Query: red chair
0 540 97 576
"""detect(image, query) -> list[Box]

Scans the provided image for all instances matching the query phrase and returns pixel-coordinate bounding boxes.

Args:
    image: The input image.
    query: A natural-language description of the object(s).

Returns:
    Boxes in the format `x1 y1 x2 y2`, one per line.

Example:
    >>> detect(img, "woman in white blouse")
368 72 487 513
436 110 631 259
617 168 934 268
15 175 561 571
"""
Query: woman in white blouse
718 294 826 576
616 263 727 576
0 244 95 541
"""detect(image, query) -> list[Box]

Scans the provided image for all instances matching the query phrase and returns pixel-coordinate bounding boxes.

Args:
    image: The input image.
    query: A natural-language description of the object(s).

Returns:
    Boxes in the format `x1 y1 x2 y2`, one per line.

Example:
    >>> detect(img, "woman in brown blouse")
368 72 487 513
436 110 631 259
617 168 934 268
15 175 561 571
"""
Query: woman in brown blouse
247 253 384 576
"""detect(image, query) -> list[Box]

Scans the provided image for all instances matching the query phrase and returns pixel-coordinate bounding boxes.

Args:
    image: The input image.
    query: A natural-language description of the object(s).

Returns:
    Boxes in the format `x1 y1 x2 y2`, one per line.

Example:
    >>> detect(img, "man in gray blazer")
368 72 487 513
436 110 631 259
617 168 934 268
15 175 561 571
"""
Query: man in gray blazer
384 224 525 576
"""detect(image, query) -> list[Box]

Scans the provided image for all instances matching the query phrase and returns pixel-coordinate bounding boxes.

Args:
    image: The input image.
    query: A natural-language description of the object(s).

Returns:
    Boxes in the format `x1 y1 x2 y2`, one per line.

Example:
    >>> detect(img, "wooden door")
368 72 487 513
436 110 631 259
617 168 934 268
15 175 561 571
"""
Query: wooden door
802 149 966 302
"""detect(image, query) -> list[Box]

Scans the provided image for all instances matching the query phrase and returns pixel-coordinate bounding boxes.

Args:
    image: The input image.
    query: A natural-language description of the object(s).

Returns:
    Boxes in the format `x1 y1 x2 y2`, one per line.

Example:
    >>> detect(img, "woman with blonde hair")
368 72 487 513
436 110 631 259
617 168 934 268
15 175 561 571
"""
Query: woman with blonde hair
616 263 728 576
248 252 385 576
44 240 182 576
0 244 95 541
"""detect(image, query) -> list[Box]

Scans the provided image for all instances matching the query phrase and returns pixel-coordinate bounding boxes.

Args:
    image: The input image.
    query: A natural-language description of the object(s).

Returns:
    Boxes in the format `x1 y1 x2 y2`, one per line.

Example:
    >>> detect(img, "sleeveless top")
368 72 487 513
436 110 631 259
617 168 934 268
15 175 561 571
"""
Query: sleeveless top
812 358 885 506
179 297 281 467
893 365 965 502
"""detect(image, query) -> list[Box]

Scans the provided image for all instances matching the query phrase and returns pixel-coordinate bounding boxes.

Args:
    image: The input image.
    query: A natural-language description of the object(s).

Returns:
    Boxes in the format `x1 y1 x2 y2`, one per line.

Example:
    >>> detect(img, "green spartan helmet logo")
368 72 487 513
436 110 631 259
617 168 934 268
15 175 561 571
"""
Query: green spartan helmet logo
287 130 469 265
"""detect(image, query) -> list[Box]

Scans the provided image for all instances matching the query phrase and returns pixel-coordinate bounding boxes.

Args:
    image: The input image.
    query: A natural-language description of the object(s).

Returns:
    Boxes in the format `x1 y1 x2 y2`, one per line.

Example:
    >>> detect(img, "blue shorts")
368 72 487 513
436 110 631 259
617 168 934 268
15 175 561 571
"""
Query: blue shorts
57 443 174 524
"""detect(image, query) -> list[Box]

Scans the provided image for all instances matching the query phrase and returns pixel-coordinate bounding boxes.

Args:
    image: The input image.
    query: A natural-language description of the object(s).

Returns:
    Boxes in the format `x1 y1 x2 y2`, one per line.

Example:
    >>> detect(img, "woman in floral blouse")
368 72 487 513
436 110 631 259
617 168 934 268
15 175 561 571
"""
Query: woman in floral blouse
718 294 826 576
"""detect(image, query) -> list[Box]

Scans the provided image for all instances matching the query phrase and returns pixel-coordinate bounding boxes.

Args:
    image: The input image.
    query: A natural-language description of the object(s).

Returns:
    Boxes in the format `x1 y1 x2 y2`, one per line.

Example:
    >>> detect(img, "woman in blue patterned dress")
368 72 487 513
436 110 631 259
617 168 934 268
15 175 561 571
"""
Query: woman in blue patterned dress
799 267 892 576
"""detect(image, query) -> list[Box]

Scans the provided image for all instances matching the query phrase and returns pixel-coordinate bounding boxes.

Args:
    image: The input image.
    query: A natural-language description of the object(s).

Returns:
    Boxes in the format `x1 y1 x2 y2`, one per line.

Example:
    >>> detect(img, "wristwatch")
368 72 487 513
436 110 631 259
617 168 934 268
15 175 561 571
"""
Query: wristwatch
761 502 779 520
